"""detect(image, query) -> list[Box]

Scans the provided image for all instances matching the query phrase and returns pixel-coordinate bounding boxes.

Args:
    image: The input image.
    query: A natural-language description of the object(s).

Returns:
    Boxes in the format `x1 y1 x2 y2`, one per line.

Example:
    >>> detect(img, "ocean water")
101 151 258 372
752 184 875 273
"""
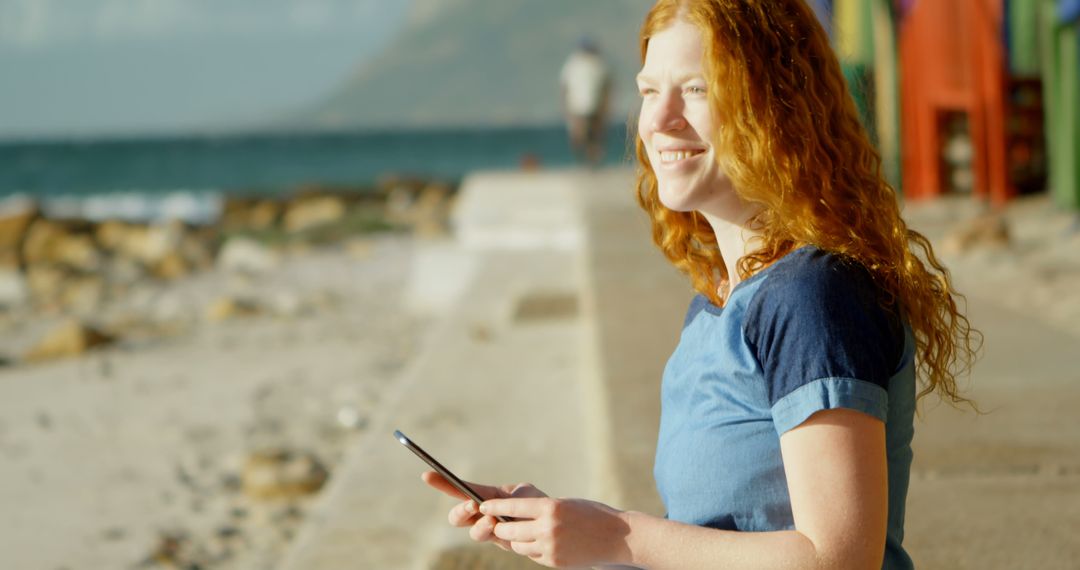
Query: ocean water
0 124 634 223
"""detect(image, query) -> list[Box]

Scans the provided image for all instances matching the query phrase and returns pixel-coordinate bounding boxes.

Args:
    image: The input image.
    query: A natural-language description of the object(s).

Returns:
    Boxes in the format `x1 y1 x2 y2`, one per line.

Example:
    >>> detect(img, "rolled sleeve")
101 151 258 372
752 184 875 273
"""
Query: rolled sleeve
771 377 888 436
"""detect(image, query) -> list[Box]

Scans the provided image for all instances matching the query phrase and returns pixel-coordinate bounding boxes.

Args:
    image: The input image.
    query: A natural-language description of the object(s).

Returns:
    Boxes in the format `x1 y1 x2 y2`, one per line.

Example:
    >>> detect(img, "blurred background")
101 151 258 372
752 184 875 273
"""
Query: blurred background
0 1 1077 569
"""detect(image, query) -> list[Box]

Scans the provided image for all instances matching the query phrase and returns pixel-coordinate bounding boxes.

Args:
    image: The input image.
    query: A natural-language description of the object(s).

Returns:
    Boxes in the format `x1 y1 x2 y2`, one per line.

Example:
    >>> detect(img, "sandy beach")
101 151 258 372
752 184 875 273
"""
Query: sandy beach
0 233 430 570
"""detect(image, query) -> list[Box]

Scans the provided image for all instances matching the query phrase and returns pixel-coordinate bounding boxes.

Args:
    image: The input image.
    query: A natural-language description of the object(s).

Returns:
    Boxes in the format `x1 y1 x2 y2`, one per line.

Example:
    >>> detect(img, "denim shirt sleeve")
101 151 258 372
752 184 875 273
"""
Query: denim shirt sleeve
743 252 904 435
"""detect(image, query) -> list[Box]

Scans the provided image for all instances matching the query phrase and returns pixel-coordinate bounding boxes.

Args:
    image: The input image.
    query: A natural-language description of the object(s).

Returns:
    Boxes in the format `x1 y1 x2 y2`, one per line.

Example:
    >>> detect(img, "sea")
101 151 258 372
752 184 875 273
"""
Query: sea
0 124 634 224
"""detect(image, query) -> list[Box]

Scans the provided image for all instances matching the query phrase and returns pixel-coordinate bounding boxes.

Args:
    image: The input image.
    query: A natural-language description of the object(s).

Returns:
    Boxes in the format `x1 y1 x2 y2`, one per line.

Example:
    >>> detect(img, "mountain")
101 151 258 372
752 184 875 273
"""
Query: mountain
289 0 656 130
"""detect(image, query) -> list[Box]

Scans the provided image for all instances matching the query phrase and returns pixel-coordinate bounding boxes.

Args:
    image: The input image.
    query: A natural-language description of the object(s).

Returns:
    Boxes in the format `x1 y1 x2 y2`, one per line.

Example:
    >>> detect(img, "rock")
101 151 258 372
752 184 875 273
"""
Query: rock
104 255 146 286
0 250 17 270
56 233 102 272
241 449 328 500
116 222 183 266
25 264 66 308
0 269 28 309
152 252 189 281
23 319 114 363
217 237 279 274
21 219 65 266
0 197 37 268
249 200 282 230
221 197 255 229
93 220 132 252
222 197 283 231
411 183 453 238
59 275 105 315
180 229 215 271
206 297 262 322
283 196 346 233
102 220 204 276
941 212 1011 255
111 222 212 273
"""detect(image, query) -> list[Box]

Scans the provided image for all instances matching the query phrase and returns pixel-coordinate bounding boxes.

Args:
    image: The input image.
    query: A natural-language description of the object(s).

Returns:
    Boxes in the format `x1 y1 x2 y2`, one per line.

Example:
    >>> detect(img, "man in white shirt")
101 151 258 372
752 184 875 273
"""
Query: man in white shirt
560 38 612 165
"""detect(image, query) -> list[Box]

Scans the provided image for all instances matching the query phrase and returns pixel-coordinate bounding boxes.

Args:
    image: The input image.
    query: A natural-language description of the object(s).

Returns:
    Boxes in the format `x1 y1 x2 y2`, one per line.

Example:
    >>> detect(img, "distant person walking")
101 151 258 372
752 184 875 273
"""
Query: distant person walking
560 37 611 165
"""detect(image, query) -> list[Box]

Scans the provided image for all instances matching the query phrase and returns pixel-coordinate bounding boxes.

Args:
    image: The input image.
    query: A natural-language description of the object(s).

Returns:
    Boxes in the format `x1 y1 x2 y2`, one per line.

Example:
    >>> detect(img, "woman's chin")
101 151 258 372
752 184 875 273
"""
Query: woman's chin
657 186 702 213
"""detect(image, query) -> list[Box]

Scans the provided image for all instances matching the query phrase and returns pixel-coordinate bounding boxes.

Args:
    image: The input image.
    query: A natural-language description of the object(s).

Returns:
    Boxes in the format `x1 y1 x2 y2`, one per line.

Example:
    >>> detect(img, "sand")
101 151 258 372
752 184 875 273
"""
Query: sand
0 234 430 570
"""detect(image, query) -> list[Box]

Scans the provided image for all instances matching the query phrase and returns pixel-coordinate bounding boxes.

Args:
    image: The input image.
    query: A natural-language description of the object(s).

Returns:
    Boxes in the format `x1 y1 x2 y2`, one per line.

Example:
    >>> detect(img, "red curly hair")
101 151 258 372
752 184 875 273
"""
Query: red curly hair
635 0 981 406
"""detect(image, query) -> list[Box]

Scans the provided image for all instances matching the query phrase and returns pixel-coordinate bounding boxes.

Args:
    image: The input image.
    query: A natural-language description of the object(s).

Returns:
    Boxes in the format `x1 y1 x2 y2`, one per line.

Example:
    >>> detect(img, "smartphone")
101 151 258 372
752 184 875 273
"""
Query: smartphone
393 429 511 523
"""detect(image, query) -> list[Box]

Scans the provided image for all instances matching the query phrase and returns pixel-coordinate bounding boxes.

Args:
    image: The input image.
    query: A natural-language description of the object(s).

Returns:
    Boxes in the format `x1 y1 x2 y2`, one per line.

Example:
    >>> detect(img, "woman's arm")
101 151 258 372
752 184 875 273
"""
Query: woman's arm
482 408 888 569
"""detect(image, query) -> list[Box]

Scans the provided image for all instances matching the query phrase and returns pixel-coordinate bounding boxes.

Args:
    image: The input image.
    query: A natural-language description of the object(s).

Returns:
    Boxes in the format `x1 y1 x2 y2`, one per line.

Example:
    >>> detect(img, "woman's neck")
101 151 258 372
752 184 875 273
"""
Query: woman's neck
700 205 763 293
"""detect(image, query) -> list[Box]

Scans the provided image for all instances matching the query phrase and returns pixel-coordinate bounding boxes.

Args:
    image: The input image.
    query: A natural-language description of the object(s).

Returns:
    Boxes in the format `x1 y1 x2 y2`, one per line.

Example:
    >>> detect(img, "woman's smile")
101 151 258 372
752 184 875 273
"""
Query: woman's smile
658 147 708 168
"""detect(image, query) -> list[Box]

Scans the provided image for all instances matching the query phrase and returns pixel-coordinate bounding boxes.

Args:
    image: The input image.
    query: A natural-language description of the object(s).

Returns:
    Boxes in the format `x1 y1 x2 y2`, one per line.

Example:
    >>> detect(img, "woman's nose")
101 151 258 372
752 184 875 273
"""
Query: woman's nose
651 93 687 132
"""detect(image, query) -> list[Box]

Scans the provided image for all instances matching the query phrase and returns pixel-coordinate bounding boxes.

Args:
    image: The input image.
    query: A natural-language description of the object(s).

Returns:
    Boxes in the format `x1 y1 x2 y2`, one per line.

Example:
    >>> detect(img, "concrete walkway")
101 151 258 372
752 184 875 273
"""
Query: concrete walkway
904 294 1080 568
281 170 609 570
283 167 1079 569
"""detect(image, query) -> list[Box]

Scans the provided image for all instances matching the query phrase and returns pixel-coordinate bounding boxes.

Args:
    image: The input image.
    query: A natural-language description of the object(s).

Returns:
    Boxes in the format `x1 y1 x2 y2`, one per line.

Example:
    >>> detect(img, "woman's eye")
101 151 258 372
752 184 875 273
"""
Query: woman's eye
639 87 658 97
685 86 707 95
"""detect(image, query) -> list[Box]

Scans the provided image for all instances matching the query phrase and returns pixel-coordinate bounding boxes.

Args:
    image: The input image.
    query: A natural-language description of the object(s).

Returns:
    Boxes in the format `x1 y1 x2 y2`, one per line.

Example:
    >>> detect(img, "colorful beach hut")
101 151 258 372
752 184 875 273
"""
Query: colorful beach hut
898 0 1012 205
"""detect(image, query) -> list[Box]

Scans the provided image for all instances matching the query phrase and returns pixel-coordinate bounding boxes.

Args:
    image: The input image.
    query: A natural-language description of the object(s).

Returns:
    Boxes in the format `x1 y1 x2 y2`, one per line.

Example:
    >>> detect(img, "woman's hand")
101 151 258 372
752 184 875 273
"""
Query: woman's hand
478 497 633 568
420 471 547 551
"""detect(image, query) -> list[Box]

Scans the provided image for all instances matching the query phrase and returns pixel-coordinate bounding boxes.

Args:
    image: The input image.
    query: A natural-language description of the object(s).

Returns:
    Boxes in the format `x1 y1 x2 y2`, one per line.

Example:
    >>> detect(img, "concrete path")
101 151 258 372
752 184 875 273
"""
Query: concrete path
281 170 604 570
578 169 690 516
904 294 1080 569
283 167 1079 569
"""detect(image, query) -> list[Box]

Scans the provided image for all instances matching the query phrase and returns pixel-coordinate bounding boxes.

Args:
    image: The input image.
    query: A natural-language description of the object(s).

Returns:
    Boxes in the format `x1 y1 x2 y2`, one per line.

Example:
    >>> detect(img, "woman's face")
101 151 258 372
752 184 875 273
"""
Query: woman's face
637 20 734 213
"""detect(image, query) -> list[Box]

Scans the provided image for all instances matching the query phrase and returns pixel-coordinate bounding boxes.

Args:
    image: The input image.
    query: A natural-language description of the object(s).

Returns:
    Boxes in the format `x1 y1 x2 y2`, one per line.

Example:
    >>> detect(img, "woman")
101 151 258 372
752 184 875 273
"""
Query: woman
422 1 979 568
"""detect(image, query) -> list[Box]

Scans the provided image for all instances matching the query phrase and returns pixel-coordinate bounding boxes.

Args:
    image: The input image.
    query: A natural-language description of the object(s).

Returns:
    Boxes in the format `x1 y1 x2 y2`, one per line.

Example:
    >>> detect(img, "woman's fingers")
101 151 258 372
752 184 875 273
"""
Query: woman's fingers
491 519 539 543
421 471 506 501
468 515 513 550
479 497 549 520
420 471 468 500
448 499 480 527
468 514 494 542
419 473 552 558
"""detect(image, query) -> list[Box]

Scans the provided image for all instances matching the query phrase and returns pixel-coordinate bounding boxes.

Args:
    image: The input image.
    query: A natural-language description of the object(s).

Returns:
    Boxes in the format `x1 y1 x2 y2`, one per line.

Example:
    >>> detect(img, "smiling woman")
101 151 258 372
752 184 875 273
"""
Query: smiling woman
420 1 981 568
635 20 740 233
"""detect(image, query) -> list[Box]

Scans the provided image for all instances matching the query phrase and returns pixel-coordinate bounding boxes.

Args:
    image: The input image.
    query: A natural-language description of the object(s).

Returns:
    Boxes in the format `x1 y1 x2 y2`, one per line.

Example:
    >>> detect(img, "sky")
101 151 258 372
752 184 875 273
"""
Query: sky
0 0 412 140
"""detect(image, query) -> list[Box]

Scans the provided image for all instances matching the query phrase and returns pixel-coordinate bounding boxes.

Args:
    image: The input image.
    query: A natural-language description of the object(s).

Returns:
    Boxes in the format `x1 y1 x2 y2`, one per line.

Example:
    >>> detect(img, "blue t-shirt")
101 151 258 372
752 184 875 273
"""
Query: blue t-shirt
654 245 916 570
